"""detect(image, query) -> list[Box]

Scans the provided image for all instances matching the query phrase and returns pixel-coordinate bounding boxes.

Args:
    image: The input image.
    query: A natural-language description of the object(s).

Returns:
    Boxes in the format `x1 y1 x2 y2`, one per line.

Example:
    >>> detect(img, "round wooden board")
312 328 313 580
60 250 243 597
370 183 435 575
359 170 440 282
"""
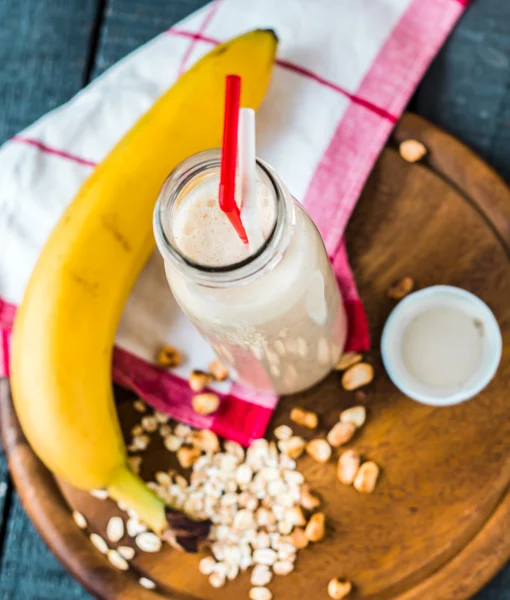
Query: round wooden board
1 113 510 600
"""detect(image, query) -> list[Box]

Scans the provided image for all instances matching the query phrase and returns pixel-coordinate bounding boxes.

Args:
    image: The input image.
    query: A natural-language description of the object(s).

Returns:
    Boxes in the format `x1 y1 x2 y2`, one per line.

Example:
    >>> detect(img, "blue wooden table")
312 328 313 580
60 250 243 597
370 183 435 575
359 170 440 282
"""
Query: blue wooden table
0 1 508 598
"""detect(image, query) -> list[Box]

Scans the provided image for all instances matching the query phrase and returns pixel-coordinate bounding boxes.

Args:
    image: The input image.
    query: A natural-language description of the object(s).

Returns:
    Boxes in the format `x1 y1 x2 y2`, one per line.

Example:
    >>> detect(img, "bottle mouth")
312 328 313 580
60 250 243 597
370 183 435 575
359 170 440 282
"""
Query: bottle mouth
153 149 294 286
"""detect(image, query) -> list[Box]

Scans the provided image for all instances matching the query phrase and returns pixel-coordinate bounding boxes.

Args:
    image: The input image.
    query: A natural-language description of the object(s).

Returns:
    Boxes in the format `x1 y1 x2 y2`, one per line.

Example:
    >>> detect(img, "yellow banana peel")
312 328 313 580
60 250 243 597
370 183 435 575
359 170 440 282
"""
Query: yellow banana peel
11 29 277 546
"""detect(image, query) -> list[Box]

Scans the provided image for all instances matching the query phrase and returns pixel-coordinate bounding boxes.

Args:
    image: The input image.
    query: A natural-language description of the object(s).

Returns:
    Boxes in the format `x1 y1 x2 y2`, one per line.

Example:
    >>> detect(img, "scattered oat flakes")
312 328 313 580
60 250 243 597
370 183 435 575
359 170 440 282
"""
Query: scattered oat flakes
156 344 182 368
327 422 356 448
199 556 216 575
388 276 414 300
90 533 108 554
335 352 363 371
399 139 427 163
133 399 146 413
107 549 129 571
106 516 124 543
353 461 380 494
290 407 318 429
209 571 226 588
141 415 158 433
337 450 361 485
90 489 108 500
341 363 374 391
305 512 326 542
117 545 135 560
159 424 172 437
126 518 146 537
209 359 229 381
273 559 294 575
139 577 156 590
164 434 182 452
135 531 162 553
274 424 293 441
306 439 332 463
192 392 220 415
328 577 352 599
340 405 366 428
131 424 144 437
251 564 273 586
72 510 87 529
249 586 273 600
154 410 169 424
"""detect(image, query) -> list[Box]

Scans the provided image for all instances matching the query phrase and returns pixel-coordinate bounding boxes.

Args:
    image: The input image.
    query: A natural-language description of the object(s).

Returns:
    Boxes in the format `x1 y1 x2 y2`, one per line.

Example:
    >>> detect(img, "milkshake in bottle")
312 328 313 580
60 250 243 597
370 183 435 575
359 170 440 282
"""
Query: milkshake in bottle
154 150 347 395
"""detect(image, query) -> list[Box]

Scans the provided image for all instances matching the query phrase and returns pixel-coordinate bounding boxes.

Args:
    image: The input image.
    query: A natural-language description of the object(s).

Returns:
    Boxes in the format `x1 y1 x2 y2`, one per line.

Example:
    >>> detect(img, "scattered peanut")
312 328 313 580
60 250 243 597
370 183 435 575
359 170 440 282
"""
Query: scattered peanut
189 370 213 392
287 506 307 527
388 276 414 300
341 362 374 391
305 512 326 542
399 139 427 163
278 436 306 459
337 450 361 485
177 445 201 469
327 422 356 447
306 439 332 463
192 392 220 415
300 485 321 510
353 461 380 494
340 405 366 428
328 577 352 599
156 344 182 368
107 549 129 571
290 527 309 549
192 429 220 453
335 352 362 371
290 407 318 429
208 359 229 381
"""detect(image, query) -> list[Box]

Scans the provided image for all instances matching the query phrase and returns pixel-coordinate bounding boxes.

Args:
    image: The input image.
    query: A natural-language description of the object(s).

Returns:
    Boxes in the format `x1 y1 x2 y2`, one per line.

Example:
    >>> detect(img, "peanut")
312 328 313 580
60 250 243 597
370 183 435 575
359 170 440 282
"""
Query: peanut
306 439 332 463
399 139 427 163
340 405 366 428
337 450 361 485
156 344 182 368
353 461 380 494
208 359 229 381
341 363 374 391
327 422 356 447
328 578 352 599
388 276 414 300
335 352 362 371
300 485 321 511
189 370 213 392
305 512 326 542
192 392 220 415
176 446 201 469
290 527 309 549
290 407 318 429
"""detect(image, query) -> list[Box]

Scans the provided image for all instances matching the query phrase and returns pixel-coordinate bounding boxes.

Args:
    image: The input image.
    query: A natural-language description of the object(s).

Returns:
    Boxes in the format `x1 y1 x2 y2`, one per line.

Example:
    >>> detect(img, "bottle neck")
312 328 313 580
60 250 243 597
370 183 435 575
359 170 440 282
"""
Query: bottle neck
153 150 295 288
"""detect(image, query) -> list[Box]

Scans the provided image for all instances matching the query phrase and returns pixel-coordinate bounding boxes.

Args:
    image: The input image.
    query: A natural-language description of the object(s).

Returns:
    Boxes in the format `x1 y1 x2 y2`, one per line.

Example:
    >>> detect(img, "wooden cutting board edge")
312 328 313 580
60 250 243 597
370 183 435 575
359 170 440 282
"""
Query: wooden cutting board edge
1 113 510 600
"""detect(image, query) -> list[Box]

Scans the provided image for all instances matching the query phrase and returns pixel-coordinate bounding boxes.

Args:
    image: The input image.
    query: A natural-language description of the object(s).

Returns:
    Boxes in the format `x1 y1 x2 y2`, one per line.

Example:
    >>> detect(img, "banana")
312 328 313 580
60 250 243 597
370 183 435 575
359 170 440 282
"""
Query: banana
11 30 277 548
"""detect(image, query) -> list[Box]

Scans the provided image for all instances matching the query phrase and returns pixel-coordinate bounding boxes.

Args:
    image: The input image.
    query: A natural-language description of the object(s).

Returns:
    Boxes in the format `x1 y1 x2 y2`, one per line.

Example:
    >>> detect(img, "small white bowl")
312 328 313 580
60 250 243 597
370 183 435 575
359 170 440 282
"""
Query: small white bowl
381 286 502 406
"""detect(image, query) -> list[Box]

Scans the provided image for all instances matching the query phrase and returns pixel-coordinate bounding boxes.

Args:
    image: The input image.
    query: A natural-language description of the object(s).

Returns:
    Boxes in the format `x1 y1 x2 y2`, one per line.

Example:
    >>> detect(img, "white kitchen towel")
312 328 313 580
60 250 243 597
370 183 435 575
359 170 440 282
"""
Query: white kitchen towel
0 0 467 444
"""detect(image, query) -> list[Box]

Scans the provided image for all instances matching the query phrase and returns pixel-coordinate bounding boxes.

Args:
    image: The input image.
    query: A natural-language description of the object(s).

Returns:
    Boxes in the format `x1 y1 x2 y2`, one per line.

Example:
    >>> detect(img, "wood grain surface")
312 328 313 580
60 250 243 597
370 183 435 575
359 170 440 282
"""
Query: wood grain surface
1 113 509 600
